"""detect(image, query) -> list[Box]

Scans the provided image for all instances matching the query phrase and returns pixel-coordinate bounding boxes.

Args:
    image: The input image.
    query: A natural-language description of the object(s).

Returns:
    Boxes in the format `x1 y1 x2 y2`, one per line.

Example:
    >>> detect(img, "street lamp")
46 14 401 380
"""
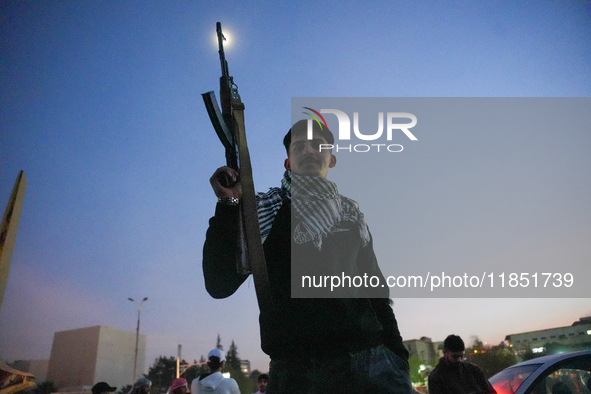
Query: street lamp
128 297 148 383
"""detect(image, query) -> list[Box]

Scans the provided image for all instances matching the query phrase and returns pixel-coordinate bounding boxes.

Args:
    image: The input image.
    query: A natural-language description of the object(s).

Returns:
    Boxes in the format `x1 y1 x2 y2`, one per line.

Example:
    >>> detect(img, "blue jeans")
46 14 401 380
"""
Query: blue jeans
268 345 413 393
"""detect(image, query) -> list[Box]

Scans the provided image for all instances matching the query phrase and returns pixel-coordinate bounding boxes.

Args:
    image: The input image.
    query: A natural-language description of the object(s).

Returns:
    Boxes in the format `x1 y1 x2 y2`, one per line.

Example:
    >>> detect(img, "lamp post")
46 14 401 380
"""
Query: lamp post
128 297 148 383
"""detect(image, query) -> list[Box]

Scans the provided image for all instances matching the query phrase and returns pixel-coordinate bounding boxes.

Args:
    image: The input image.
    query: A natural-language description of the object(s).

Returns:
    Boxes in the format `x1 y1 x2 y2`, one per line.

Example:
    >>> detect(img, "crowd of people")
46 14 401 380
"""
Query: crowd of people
89 334 497 394
90 348 267 394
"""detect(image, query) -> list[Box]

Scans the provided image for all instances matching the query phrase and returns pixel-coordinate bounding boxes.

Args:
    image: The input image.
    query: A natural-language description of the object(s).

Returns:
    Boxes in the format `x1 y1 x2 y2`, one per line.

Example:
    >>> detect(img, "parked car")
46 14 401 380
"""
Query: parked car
489 349 591 394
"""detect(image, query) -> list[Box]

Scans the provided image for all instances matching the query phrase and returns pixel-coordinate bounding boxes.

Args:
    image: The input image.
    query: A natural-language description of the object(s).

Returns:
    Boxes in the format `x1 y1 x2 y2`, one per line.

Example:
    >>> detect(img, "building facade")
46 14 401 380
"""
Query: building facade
47 326 146 391
239 360 250 374
505 317 591 353
403 337 442 366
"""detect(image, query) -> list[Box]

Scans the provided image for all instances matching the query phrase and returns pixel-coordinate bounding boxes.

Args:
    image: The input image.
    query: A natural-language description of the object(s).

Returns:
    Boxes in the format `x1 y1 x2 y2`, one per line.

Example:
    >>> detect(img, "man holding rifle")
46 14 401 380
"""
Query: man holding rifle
203 120 412 392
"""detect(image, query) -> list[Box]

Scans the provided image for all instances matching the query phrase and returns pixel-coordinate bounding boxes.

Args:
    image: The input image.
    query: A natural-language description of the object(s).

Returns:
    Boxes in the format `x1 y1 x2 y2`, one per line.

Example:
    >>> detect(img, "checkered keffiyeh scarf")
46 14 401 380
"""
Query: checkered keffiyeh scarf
256 171 370 250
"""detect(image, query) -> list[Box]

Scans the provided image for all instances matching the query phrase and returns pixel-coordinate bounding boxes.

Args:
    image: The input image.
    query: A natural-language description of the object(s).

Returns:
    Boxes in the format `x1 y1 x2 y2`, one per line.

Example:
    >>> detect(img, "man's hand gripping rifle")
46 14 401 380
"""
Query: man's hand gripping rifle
202 22 271 309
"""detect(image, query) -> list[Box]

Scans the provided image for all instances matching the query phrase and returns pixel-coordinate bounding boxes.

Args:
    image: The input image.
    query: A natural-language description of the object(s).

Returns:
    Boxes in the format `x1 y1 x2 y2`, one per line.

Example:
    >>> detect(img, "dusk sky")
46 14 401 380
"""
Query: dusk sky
1 1 590 375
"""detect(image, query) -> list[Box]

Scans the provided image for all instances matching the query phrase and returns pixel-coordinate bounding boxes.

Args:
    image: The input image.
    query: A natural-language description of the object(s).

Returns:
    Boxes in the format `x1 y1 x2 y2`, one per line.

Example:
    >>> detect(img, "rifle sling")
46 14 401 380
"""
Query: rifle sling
231 109 273 311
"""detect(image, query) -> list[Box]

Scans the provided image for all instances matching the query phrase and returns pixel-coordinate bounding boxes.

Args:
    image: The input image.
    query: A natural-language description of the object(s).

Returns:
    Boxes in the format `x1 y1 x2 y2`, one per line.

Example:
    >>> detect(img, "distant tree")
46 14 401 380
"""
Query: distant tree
226 340 241 371
519 345 535 361
215 338 249 393
182 360 198 385
216 334 223 350
469 336 485 351
147 356 183 394
466 343 516 377
33 381 58 394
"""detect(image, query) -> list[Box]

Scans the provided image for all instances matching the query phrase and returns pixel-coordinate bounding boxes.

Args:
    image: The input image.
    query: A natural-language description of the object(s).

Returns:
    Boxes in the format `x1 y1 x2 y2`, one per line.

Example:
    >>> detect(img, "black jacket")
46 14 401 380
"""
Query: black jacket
428 357 497 394
203 202 409 365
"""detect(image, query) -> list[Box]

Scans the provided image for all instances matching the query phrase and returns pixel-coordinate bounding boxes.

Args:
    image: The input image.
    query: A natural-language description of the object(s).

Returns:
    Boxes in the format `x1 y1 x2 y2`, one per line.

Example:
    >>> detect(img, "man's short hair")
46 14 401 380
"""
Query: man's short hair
443 334 465 352
207 357 223 371
283 119 335 153
207 348 225 370
258 373 269 382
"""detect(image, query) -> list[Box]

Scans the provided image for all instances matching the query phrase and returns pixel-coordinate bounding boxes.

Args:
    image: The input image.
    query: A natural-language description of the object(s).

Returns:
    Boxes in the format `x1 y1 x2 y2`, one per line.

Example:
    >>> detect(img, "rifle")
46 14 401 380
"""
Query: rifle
202 22 271 309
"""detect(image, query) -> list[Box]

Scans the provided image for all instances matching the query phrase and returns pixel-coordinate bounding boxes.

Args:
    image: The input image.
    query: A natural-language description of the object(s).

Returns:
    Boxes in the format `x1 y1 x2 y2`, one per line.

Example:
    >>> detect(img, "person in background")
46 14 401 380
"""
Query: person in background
428 334 496 394
92 382 117 394
253 373 268 394
191 349 240 394
168 378 189 394
129 378 152 394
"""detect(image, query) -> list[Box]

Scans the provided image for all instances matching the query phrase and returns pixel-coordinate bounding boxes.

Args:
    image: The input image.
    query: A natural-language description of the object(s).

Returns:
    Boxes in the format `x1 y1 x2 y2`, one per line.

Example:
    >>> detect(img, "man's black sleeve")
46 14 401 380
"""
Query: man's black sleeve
371 297 410 369
202 203 249 298
360 232 410 368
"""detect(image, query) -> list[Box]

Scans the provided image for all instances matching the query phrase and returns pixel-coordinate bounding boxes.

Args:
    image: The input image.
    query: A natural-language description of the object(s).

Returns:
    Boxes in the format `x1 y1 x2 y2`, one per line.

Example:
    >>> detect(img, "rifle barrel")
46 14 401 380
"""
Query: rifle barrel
216 22 229 78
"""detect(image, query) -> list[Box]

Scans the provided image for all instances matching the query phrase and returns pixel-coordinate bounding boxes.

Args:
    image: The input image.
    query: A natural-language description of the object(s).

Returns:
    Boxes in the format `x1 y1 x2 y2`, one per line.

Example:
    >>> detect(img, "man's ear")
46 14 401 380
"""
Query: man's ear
329 154 337 168
284 158 291 170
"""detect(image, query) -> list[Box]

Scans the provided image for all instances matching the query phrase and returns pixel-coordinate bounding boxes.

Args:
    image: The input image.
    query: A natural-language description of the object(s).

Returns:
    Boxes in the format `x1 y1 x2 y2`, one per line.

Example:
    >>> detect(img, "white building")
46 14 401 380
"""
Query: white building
239 360 250 374
505 317 591 353
47 325 146 392
403 336 443 366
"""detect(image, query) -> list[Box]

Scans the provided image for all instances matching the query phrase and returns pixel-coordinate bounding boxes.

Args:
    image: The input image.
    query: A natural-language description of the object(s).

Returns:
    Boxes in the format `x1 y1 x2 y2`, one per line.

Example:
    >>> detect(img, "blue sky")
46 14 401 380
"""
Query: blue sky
1 1 590 374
